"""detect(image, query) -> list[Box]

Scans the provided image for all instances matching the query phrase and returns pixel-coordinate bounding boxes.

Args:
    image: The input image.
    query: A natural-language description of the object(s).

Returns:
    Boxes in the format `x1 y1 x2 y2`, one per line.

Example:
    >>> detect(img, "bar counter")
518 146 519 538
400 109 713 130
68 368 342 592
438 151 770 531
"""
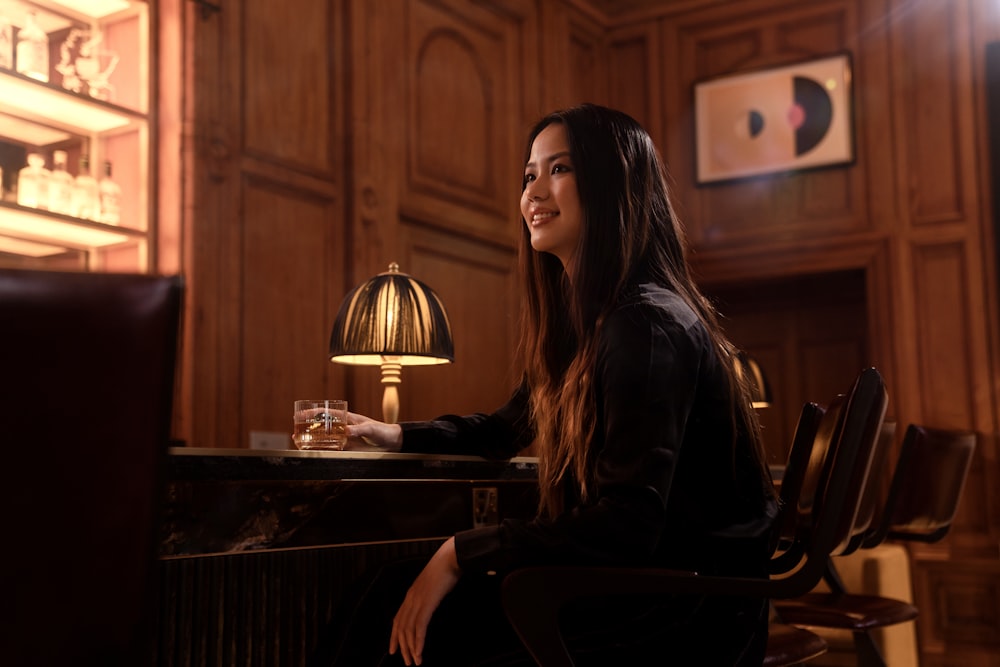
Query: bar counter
156 447 539 666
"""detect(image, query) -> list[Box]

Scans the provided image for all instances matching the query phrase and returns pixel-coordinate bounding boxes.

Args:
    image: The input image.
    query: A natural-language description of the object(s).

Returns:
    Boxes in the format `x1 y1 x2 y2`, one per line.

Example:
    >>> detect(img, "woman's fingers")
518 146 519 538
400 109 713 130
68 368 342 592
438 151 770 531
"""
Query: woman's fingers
345 420 403 450
397 589 429 665
388 539 461 665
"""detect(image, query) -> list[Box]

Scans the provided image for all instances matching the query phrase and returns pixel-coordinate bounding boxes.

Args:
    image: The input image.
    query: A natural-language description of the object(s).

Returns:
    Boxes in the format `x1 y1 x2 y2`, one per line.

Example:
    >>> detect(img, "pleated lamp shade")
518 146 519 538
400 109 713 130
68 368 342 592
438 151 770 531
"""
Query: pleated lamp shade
737 351 773 409
329 263 454 423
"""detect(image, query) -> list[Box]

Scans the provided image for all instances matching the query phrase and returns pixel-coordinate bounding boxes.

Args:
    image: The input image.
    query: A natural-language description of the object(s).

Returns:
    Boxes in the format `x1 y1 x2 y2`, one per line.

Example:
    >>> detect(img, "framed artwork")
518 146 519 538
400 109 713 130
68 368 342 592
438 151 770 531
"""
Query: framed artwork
694 53 855 185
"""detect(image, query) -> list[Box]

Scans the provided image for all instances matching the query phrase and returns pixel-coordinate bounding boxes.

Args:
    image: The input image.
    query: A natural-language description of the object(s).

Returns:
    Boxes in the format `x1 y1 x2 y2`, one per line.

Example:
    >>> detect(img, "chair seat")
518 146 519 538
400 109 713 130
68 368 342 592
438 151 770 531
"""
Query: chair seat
774 593 919 630
764 623 828 667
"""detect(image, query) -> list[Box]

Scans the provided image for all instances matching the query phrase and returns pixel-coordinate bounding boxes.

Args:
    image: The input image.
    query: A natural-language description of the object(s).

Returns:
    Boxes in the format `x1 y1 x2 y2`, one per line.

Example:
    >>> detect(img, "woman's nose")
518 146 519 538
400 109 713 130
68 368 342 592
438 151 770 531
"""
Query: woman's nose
525 179 547 201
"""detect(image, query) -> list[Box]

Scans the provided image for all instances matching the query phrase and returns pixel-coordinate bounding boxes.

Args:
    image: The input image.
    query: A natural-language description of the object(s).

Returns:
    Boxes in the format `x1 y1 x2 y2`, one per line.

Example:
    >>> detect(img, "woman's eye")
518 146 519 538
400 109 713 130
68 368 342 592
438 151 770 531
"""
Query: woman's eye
552 163 571 174
523 173 536 184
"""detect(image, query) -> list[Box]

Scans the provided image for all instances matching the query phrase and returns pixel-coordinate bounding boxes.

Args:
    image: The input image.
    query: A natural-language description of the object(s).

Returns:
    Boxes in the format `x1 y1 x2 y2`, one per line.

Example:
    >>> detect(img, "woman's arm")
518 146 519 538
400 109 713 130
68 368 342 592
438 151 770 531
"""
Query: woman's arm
398 382 534 459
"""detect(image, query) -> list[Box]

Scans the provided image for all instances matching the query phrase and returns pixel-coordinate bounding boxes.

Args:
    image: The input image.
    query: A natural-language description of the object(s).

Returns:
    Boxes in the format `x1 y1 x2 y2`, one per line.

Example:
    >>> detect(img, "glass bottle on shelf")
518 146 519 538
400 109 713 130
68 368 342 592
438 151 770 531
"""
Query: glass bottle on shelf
48 150 74 215
17 152 49 209
72 154 99 220
15 11 49 83
98 160 121 225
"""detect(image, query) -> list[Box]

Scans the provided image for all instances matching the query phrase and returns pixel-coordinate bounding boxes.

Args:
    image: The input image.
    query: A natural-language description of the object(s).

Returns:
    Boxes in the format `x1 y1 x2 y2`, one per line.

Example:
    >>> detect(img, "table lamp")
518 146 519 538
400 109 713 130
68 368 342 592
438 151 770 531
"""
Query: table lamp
329 262 454 423
737 351 772 409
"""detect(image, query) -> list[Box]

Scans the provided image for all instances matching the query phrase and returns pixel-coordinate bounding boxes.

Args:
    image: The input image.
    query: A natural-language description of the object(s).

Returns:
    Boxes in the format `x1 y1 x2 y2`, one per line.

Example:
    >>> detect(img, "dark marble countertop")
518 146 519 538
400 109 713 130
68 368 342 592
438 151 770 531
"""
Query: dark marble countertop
167 446 539 481
161 448 540 558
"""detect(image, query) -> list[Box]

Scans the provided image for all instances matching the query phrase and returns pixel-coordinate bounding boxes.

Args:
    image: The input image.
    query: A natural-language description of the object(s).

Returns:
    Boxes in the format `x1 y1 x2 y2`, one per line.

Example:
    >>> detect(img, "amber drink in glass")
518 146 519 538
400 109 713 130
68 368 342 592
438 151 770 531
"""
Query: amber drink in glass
293 399 348 450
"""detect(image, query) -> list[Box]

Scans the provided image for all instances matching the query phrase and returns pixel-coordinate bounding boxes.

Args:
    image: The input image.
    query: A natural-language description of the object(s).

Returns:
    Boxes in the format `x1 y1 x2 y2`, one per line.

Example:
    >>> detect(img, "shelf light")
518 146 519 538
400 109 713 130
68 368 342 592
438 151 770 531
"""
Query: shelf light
0 234 69 258
0 207 131 248
0 113 73 147
0 75 131 133
48 0 133 19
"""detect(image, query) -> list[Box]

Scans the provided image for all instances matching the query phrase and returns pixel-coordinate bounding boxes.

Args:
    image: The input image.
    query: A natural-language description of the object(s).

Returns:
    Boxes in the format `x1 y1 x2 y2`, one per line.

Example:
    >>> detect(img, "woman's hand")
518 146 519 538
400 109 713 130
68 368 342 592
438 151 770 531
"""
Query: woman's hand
390 537 462 665
344 412 403 451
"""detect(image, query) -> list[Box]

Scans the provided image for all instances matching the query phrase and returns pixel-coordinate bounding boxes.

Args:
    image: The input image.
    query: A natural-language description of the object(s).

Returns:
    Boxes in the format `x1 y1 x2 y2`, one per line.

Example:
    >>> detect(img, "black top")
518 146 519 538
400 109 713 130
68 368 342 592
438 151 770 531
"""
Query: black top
401 283 777 578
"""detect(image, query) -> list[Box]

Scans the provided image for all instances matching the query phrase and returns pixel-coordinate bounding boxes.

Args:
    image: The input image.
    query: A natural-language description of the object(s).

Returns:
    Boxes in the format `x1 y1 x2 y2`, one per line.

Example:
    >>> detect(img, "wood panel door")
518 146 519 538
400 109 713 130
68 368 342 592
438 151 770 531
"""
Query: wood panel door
180 0 349 449
706 270 870 466
179 0 537 446
343 0 535 422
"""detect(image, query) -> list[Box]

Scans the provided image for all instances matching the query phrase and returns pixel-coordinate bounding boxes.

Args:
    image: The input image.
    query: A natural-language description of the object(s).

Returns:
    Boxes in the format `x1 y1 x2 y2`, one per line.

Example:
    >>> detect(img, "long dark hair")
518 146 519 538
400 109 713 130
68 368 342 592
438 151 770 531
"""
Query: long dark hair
517 103 773 518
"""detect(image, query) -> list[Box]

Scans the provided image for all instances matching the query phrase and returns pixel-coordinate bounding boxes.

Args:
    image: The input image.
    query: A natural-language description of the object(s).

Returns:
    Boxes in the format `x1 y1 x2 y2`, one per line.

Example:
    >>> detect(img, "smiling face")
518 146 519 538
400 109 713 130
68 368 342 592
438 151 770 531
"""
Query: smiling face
520 123 584 274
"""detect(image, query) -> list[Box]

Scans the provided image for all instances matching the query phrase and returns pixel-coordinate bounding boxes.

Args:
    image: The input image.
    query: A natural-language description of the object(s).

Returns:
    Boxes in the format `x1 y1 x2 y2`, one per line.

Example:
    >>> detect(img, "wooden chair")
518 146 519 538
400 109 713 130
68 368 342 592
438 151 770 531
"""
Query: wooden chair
772 424 976 667
500 367 888 667
765 622 830 667
0 269 183 667
765 401 830 666
840 421 898 556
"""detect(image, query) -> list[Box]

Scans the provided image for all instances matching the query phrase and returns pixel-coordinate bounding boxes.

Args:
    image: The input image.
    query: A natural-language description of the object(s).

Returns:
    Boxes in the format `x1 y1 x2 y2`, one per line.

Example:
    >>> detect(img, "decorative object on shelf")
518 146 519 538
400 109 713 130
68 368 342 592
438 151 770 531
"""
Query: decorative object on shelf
0 0 149 269
49 150 74 215
0 14 12 70
329 263 455 424
694 53 855 185
17 153 49 210
72 154 99 220
15 11 49 83
736 351 772 409
98 160 121 225
56 28 119 101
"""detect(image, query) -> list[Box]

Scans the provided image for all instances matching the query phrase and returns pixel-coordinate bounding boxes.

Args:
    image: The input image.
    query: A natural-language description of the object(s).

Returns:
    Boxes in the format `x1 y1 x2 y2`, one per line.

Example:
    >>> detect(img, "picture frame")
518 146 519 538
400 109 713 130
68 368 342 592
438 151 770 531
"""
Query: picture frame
693 53 855 185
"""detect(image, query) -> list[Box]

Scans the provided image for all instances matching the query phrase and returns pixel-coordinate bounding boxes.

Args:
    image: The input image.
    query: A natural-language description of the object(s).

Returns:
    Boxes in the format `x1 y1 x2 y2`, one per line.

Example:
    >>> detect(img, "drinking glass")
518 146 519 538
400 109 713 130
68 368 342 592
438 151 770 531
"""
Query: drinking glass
292 399 348 450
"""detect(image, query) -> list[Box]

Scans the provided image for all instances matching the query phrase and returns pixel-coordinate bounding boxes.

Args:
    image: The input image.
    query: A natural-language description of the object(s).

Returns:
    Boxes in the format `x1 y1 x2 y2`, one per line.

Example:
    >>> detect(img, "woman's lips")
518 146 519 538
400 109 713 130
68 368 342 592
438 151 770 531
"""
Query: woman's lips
531 211 558 225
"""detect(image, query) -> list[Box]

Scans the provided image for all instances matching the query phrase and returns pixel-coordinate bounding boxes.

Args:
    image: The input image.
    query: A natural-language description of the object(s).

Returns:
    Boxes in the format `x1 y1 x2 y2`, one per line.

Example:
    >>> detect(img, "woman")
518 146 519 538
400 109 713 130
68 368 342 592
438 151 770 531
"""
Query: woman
317 104 777 666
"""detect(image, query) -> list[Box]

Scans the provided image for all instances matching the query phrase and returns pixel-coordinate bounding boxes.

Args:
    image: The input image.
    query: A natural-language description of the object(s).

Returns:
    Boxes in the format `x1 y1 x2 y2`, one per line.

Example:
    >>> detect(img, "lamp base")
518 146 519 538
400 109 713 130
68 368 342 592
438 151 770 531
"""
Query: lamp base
380 360 402 424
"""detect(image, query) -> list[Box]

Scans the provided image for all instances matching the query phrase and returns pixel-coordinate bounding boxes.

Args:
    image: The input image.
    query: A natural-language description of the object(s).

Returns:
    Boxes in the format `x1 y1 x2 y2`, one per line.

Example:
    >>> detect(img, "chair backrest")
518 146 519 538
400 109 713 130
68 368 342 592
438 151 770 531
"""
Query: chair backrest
813 367 888 556
841 420 897 554
770 367 888 597
770 401 825 561
863 424 976 546
769 394 845 575
0 269 183 667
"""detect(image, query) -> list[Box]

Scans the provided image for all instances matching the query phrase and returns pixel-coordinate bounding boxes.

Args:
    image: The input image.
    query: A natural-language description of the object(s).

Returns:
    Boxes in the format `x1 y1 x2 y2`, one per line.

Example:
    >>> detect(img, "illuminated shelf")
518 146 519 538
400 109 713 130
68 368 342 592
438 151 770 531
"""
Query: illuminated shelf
50 0 132 19
0 71 141 135
0 113 73 147
0 201 141 253
0 234 70 257
1 0 136 27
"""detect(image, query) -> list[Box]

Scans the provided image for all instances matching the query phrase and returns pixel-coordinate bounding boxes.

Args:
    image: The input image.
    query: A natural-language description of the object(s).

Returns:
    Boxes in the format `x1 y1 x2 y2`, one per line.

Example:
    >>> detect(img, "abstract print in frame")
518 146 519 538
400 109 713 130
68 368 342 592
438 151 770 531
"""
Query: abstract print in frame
694 53 855 185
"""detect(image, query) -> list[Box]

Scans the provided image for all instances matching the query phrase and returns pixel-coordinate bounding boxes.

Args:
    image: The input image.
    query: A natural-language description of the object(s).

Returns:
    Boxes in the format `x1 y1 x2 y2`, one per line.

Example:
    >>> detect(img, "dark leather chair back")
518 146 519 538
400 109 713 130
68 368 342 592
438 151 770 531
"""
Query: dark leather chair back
0 269 183 667
772 401 826 556
865 424 976 546
772 423 975 659
817 368 888 559
841 420 897 554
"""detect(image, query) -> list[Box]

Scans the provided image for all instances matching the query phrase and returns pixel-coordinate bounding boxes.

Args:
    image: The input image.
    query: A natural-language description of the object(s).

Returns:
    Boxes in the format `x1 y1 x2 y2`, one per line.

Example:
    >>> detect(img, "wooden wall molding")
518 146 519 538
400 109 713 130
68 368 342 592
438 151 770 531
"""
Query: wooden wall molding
241 0 342 179
400 0 524 243
410 28 499 209
910 241 978 428
394 220 518 420
911 558 1000 661
890 0 976 228
607 22 663 145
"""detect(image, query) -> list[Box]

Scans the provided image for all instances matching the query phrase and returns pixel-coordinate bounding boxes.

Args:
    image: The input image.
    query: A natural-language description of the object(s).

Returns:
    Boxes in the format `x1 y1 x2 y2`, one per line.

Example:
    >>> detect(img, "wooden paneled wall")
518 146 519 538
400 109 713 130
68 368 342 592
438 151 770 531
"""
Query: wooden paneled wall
173 0 1000 663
